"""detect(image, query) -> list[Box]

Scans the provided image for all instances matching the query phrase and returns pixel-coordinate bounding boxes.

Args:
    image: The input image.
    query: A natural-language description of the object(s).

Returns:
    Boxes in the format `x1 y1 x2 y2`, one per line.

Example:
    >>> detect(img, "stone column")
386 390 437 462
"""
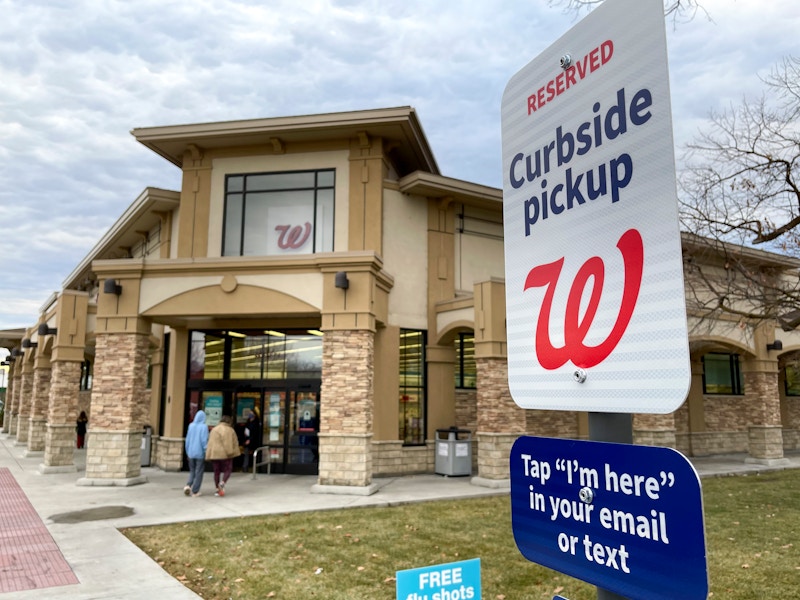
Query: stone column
15 358 34 444
79 332 151 486
315 329 376 492
2 365 16 433
742 359 786 463
474 356 525 486
39 290 90 473
472 279 519 488
42 360 83 472
742 322 786 464
26 354 51 454
313 260 390 495
7 368 21 436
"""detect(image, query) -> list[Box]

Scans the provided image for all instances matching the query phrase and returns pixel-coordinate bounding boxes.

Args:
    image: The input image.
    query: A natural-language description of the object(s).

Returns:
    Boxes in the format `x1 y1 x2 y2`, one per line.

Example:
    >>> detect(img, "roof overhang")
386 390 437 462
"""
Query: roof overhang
681 232 800 270
398 171 502 211
131 106 439 178
63 187 180 290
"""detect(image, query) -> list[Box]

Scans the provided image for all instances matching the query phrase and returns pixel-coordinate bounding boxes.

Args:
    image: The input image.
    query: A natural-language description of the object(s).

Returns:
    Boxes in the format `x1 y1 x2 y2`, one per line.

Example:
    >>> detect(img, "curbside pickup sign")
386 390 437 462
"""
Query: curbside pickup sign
501 0 690 413
511 436 708 600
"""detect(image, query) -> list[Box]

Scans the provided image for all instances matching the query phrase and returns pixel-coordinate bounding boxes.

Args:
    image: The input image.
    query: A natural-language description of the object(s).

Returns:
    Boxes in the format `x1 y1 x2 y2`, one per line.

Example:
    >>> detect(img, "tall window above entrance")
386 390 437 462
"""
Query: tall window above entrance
399 329 426 445
222 170 335 257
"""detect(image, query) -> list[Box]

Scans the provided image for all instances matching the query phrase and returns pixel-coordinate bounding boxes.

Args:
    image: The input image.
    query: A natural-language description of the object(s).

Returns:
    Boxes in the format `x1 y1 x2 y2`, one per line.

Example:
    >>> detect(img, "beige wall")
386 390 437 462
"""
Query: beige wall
383 190 428 329
139 271 323 316
454 206 504 294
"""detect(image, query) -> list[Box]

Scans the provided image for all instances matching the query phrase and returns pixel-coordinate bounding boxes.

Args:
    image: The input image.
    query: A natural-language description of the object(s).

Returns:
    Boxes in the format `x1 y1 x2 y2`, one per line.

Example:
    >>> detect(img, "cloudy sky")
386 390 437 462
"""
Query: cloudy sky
1 0 798 335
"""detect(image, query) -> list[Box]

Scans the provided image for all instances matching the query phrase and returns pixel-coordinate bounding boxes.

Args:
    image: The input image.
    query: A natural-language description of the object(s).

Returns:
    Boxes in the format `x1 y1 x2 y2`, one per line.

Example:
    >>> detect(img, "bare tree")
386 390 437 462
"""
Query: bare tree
548 0 707 25
680 57 800 326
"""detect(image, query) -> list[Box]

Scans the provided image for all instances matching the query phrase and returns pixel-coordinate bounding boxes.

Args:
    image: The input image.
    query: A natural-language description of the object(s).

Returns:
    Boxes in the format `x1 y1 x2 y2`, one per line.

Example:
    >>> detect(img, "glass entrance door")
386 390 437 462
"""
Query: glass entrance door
287 389 320 474
249 383 319 475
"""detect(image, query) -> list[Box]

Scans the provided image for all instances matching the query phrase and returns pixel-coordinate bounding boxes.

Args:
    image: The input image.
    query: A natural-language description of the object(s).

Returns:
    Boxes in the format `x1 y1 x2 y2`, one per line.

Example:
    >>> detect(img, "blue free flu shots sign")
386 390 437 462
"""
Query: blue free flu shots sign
510 436 707 600
396 558 480 600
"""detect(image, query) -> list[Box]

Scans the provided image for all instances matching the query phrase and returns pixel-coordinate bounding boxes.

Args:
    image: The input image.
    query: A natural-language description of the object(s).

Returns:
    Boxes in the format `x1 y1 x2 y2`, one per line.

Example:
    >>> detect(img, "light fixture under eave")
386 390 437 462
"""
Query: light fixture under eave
38 323 58 336
334 271 349 289
103 278 122 295
766 340 783 352
21 338 37 350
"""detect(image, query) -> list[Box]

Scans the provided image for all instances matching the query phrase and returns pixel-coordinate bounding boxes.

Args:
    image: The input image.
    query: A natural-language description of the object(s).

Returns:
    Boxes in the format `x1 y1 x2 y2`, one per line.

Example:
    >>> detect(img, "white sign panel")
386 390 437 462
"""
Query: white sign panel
501 0 690 413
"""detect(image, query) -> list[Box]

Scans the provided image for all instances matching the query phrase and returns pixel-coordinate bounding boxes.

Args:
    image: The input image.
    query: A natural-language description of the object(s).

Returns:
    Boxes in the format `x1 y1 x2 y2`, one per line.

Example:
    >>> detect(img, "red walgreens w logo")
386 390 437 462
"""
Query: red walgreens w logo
523 228 643 369
275 222 312 249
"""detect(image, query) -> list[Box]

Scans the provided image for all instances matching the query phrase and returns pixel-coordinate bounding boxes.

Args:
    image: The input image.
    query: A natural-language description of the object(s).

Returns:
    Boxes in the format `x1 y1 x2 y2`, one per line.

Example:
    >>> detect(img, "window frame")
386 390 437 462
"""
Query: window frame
222 169 335 257
701 352 744 395
399 329 427 446
454 332 476 389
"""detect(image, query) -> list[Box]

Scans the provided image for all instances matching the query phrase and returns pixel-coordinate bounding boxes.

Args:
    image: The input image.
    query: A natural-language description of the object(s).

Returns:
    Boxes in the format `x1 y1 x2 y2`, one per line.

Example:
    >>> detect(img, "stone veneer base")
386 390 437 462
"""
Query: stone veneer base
76 476 148 487
310 483 379 496
39 464 78 474
744 457 791 467
471 476 510 490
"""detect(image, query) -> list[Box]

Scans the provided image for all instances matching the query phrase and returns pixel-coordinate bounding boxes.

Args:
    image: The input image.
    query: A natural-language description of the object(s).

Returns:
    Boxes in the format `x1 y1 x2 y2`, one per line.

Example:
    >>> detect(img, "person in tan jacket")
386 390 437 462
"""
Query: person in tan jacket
205 415 241 496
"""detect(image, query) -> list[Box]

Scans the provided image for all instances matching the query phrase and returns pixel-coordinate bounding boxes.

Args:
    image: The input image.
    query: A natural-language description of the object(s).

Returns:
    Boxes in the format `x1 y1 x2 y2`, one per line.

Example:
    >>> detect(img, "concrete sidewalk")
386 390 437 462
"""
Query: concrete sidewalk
1 432 798 599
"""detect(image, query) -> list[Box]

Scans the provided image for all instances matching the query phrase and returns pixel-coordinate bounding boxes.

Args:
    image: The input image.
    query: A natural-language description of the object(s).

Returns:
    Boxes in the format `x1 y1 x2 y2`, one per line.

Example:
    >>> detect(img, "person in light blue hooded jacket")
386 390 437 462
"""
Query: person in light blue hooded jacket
184 410 209 496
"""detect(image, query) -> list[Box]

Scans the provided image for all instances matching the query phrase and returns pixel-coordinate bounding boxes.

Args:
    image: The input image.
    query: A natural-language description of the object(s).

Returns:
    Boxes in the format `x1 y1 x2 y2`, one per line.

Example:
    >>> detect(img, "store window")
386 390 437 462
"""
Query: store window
222 169 334 257
79 359 93 391
454 333 476 389
702 353 744 395
188 330 322 381
785 363 800 396
399 329 426 445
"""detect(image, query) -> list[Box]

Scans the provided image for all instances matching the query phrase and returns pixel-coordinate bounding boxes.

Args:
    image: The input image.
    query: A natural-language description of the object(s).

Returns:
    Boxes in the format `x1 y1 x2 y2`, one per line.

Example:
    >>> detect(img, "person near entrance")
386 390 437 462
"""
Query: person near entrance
206 415 241 496
184 410 209 497
240 409 262 472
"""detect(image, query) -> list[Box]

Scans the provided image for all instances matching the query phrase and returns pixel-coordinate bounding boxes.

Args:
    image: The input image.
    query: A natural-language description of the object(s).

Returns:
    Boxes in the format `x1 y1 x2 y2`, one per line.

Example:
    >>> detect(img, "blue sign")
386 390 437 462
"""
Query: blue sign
510 436 707 600
396 558 480 600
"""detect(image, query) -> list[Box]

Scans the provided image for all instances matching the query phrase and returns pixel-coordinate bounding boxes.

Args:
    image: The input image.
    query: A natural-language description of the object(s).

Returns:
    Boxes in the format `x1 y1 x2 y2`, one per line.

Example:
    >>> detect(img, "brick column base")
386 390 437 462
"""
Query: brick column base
7 414 16 438
746 425 789 465
312 434 378 495
154 437 184 471
471 432 514 489
41 424 78 473
26 417 48 453
78 430 147 486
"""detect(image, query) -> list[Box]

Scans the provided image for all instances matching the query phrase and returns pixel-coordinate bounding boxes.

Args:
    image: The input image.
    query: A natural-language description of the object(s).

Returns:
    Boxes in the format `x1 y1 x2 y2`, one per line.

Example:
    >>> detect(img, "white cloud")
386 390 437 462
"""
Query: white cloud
0 0 797 328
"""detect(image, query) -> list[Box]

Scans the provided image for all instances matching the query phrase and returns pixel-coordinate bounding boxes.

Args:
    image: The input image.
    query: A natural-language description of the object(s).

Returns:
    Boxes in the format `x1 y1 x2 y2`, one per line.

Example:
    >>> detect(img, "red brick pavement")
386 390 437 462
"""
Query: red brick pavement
0 467 79 593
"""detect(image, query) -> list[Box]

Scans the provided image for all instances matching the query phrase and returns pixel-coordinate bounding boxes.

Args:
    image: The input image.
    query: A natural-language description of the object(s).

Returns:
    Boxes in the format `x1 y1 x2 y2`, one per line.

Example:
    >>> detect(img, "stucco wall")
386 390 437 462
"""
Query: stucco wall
383 190 428 329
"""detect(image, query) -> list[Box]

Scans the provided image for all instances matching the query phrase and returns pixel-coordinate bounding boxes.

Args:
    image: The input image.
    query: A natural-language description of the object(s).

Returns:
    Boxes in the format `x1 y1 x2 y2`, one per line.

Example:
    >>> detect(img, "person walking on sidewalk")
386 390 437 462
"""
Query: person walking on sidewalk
184 410 209 497
75 411 88 449
240 409 262 472
206 415 241 496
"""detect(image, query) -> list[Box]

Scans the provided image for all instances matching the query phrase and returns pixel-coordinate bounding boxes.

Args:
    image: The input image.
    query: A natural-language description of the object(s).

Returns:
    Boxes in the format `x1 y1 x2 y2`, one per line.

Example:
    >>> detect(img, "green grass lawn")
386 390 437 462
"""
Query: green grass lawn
122 469 800 599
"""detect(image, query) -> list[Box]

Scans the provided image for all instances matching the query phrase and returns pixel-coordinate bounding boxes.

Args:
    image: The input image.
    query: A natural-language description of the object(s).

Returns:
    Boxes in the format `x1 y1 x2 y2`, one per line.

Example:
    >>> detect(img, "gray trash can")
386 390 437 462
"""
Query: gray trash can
141 425 152 467
435 427 472 476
